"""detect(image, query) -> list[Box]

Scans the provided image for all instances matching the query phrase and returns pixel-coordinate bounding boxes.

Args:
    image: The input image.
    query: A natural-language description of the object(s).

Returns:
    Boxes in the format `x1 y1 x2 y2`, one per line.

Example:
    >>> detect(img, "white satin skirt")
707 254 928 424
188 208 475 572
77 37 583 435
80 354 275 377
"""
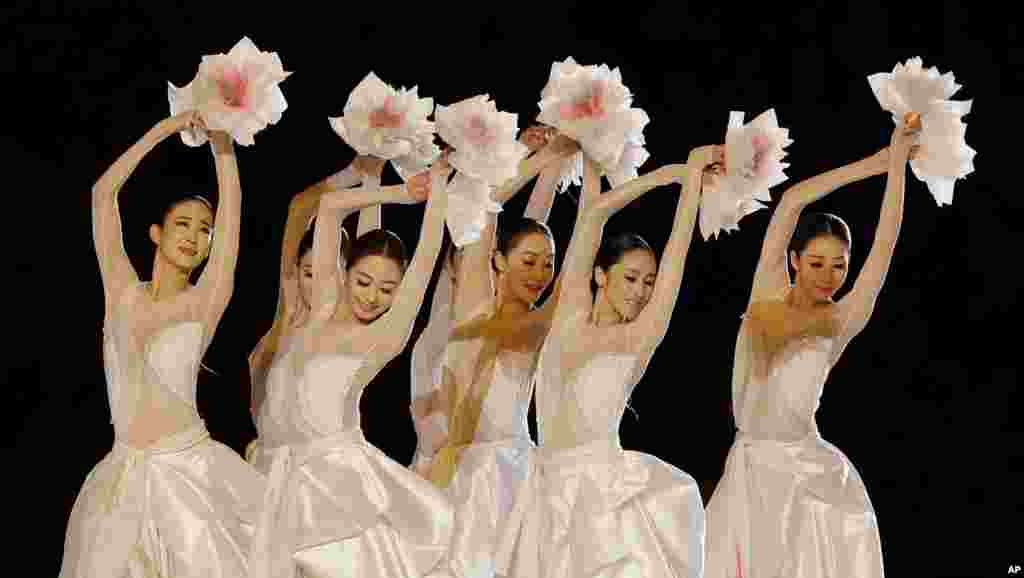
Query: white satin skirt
440 437 534 578
247 437 275 477
250 427 454 578
494 438 705 578
704 433 884 578
60 422 266 578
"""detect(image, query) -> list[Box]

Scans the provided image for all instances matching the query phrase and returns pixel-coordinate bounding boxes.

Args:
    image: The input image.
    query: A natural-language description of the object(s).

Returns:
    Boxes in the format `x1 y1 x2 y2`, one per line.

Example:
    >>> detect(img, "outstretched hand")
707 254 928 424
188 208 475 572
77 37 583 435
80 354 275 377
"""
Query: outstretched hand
890 112 921 160
169 110 205 133
519 125 558 152
404 149 452 202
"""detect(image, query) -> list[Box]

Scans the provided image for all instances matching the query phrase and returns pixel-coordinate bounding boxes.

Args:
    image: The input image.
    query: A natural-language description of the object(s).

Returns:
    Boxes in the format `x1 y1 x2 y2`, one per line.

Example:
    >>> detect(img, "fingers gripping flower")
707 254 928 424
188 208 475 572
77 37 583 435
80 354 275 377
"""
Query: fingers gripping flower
868 57 976 205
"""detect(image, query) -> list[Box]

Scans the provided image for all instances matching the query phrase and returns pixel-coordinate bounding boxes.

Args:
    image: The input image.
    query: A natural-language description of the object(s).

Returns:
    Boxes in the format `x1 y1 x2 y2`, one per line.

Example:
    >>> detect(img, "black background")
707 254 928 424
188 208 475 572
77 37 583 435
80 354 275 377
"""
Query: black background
8 3 1017 576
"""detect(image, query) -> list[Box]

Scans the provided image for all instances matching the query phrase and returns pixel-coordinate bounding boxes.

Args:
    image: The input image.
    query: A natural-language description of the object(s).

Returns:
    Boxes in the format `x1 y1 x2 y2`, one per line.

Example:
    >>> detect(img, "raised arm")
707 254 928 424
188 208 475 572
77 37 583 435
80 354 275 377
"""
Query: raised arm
627 147 715 351
280 159 362 286
93 113 196 315
451 134 578 325
195 130 242 332
352 155 386 237
451 217 497 324
449 153 677 343
277 157 361 302
554 155 683 324
520 149 594 325
838 116 916 341
523 157 564 222
749 147 891 305
310 177 427 320
249 159 364 391
519 129 578 221
493 134 578 205
372 164 451 360
357 176 382 237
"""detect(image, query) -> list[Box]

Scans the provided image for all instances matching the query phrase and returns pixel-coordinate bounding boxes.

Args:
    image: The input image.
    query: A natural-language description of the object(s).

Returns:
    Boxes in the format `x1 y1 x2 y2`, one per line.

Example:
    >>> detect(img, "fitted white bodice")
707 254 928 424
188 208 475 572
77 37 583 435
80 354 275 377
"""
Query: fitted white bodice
103 284 208 442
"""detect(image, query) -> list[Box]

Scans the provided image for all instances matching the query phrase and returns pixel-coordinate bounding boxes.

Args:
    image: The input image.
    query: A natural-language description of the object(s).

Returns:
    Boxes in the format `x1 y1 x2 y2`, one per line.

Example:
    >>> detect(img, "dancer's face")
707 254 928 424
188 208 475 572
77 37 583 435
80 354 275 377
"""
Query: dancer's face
345 255 403 323
495 232 555 308
595 248 657 322
151 200 213 272
790 235 849 303
297 251 314 310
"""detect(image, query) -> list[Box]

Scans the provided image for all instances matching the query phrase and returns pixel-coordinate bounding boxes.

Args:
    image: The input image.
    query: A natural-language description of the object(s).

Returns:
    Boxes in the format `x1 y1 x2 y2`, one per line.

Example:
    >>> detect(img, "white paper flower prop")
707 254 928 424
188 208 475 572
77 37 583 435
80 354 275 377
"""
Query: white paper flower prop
168 36 290 147
868 57 961 124
391 132 441 182
724 109 792 201
434 95 525 247
868 57 976 205
436 95 528 186
699 109 791 240
536 57 650 192
909 100 977 206
606 129 651 188
446 173 503 247
329 72 439 181
699 173 767 241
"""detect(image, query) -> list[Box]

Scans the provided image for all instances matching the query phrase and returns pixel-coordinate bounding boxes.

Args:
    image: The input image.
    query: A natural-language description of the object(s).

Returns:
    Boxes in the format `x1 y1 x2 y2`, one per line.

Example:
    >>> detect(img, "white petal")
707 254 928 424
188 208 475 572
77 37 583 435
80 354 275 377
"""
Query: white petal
179 36 289 147
446 174 502 247
868 57 965 122
330 71 437 161
167 78 209 147
722 109 792 203
906 101 976 205
536 58 648 191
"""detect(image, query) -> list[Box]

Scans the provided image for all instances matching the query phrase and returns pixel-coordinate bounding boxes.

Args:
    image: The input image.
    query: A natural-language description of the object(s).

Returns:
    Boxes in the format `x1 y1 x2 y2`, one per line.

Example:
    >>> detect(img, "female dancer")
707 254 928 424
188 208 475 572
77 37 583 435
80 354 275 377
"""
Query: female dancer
250 157 455 578
408 127 578 578
61 112 264 577
703 116 918 577
494 146 717 578
248 154 383 473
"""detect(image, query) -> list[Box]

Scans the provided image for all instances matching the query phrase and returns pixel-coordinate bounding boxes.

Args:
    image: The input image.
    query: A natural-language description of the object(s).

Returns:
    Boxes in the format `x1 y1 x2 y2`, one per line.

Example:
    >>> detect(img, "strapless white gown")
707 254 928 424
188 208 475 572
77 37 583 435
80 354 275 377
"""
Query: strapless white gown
496 348 705 578
61 285 265 578
440 350 538 578
704 332 884 578
251 345 454 578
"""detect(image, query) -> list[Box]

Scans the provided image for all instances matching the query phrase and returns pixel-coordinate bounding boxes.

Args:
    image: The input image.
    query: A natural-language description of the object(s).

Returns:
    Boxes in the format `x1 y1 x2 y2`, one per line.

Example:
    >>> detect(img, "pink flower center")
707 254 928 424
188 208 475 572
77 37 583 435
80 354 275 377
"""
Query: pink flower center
368 96 404 129
750 133 771 175
559 80 607 121
463 115 496 147
217 66 248 110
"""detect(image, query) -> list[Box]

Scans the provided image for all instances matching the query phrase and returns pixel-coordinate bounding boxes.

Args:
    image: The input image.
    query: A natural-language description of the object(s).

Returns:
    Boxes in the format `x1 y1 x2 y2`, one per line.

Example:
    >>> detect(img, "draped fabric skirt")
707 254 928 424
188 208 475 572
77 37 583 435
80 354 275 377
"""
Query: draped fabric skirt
495 438 705 578
251 427 454 578
247 437 275 477
60 422 266 578
432 437 534 578
704 433 884 578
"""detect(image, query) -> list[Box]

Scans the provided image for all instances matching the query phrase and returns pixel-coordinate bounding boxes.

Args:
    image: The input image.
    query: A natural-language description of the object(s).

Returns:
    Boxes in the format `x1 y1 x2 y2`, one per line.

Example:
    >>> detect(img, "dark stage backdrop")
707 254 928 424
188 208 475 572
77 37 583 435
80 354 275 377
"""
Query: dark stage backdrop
9 3 1016 576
